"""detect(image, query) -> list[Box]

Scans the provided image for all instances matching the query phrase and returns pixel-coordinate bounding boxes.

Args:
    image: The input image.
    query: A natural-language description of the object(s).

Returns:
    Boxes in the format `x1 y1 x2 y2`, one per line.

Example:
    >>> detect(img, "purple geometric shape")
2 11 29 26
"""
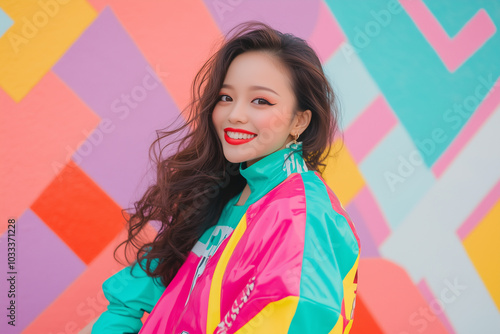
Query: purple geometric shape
0 209 86 333
53 7 186 209
203 0 320 41
345 201 380 258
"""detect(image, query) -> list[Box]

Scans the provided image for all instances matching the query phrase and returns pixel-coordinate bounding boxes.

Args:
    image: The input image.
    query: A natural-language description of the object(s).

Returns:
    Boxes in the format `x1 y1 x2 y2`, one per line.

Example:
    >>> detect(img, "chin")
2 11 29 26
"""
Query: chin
224 154 248 164
222 149 257 165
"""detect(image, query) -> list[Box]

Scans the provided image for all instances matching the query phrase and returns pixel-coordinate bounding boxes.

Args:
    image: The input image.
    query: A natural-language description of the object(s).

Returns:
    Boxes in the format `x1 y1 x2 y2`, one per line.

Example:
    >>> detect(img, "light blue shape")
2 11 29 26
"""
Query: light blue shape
323 42 380 129
324 0 500 167
359 123 435 230
0 7 14 38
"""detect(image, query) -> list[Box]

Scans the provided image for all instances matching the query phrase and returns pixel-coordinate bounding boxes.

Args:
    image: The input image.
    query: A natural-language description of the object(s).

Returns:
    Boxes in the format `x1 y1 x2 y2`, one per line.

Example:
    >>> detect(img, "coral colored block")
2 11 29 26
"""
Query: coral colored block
30 161 125 264
0 72 100 236
358 258 449 334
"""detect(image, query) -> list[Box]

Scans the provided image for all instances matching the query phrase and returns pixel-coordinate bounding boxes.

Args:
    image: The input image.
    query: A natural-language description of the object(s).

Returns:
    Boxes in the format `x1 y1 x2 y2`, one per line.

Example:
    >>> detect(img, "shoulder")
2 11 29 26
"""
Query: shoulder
247 170 360 249
250 170 342 214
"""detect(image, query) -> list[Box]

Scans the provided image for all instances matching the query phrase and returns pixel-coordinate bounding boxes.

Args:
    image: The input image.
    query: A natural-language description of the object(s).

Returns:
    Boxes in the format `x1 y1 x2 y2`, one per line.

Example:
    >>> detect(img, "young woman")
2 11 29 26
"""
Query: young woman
91 21 360 334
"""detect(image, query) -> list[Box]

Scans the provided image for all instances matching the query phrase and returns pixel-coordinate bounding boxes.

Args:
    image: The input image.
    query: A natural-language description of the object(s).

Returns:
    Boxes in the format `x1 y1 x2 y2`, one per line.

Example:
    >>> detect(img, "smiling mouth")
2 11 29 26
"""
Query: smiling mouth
224 131 257 145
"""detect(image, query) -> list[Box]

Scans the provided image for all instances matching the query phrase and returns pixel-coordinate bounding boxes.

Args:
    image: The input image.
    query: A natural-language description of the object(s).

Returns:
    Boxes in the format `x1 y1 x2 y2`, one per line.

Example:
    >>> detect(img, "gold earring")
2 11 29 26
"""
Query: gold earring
293 133 299 145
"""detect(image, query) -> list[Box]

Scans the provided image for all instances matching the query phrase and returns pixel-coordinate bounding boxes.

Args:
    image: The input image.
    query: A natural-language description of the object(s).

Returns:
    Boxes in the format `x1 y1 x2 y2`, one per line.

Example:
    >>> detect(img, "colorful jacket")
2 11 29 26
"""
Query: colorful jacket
92 141 360 333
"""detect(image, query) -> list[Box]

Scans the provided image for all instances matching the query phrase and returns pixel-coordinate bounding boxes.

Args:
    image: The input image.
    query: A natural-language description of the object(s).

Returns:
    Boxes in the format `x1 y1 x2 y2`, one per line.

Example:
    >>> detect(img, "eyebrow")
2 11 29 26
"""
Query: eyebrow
221 84 280 96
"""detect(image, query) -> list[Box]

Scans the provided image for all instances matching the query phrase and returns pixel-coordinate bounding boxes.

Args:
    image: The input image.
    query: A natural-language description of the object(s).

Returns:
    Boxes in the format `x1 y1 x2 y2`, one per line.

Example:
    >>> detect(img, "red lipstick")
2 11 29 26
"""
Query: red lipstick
224 128 257 145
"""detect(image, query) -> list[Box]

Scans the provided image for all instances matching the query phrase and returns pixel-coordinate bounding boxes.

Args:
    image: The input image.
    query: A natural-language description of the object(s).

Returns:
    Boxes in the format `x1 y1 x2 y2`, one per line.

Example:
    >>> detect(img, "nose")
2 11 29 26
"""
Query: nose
227 101 248 124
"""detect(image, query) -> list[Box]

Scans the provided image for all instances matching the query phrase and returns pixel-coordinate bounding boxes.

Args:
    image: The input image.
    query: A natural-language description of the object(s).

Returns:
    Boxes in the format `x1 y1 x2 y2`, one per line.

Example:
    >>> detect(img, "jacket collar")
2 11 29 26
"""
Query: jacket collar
237 141 308 206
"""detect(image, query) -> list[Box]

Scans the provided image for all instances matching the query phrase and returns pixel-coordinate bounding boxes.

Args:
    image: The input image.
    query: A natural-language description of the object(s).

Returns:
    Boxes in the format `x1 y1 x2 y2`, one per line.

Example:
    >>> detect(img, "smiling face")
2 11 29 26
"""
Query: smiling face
212 50 310 167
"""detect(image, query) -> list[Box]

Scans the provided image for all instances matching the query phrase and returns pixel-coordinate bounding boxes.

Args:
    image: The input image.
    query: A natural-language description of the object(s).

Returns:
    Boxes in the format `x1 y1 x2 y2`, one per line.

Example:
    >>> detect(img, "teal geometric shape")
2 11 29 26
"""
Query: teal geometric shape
359 123 435 230
0 7 14 38
423 0 500 37
324 0 500 168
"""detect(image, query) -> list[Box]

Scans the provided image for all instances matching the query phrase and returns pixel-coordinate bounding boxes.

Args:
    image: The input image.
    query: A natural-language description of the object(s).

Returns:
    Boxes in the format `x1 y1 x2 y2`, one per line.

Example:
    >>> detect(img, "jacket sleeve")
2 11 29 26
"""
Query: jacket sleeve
91 257 166 334
219 175 360 334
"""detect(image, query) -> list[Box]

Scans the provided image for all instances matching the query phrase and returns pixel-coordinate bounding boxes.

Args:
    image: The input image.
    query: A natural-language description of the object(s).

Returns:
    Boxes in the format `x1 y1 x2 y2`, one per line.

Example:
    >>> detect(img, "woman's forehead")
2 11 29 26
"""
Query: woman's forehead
223 51 294 94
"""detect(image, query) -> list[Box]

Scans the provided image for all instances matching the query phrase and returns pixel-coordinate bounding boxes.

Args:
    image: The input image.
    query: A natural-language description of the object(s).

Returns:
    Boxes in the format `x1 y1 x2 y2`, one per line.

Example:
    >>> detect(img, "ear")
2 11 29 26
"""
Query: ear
293 109 312 135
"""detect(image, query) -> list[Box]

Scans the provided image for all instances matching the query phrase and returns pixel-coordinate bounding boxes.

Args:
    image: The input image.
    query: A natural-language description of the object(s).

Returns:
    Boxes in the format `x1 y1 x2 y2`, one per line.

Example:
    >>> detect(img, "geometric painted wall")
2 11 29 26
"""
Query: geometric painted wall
1 1 498 333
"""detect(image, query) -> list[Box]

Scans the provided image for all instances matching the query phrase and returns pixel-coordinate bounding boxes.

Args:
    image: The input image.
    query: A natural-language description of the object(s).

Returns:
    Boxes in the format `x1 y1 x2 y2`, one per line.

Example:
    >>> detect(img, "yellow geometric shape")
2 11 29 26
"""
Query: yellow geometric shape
463 199 500 311
207 213 248 333
319 138 365 206
234 296 299 334
0 0 97 101
329 313 343 334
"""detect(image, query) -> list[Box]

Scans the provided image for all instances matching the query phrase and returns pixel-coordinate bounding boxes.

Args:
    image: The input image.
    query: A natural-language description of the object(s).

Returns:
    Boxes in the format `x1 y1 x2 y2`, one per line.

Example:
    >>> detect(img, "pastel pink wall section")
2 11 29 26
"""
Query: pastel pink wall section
345 95 399 164
308 0 345 63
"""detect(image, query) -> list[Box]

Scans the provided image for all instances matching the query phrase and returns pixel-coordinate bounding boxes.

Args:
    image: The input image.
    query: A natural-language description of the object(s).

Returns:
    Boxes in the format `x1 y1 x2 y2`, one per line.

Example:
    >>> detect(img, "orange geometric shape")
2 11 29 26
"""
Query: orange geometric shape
350 294 384 334
0 71 100 236
357 258 449 334
87 0 222 116
22 222 158 333
31 160 125 264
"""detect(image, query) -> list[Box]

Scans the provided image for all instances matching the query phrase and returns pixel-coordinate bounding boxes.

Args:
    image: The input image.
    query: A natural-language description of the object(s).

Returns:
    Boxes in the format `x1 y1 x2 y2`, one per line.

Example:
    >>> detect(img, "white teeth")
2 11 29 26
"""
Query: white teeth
227 131 256 140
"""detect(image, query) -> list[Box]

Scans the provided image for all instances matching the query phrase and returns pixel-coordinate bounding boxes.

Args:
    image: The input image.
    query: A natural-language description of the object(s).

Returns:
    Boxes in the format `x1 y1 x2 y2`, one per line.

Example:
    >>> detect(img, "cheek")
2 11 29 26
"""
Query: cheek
254 111 290 134
212 108 222 129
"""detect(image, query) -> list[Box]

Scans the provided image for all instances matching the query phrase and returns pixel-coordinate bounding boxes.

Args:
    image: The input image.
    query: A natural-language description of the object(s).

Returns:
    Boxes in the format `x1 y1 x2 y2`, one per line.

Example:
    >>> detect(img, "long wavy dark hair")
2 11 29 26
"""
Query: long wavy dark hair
114 20 343 287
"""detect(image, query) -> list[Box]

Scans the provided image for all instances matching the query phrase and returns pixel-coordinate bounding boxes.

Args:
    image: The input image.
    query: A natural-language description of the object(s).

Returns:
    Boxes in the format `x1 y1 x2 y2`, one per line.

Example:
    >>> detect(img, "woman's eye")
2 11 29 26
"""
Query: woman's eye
219 95 232 102
252 98 273 105
218 95 274 105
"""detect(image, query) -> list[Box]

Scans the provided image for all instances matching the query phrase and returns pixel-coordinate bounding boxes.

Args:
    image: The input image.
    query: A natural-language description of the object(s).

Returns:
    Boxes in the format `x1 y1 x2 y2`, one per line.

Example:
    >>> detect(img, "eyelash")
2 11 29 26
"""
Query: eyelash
218 95 275 106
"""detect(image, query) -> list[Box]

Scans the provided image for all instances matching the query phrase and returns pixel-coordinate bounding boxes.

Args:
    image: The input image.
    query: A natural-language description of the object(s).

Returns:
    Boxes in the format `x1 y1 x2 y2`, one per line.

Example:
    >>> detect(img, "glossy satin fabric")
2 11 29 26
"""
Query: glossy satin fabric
139 146 360 333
